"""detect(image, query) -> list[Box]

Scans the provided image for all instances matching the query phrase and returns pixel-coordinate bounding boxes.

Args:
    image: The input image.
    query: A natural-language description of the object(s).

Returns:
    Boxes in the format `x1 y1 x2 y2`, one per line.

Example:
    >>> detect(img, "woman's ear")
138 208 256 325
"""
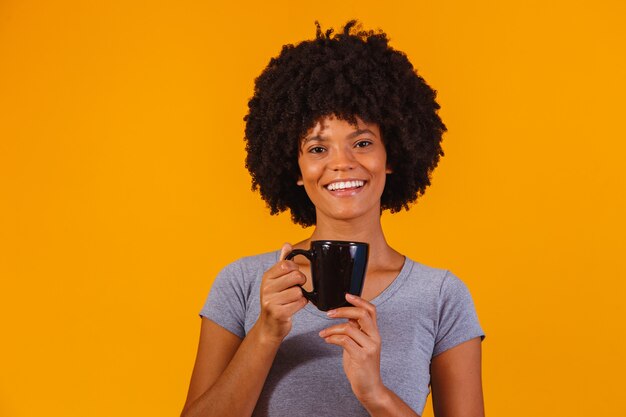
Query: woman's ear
385 164 393 174
297 177 304 186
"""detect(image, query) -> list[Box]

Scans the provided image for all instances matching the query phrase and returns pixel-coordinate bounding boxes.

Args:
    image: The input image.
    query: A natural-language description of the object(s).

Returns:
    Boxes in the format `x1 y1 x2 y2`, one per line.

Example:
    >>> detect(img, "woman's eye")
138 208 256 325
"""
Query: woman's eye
355 140 372 148
309 146 326 154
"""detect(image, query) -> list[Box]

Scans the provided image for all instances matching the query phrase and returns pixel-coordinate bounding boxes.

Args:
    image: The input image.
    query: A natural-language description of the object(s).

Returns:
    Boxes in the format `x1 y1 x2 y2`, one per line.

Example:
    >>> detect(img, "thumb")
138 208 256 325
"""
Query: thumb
279 242 293 260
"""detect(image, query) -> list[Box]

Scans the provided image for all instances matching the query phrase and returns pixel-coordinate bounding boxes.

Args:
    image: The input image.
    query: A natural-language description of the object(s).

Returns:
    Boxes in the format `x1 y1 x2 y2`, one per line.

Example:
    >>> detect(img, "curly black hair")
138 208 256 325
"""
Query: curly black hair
244 20 446 227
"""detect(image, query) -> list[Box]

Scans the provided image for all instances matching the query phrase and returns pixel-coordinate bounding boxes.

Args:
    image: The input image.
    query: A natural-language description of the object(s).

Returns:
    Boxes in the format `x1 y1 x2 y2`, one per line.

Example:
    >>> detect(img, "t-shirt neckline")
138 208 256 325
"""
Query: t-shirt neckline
274 250 414 319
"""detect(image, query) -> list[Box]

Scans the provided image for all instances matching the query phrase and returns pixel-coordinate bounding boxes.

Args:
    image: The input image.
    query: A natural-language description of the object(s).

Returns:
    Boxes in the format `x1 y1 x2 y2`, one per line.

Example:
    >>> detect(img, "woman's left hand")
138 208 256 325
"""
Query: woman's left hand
319 293 385 402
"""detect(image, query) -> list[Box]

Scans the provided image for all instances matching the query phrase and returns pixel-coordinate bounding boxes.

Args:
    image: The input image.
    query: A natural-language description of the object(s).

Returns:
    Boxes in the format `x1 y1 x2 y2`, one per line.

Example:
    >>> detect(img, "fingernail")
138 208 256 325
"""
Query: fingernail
318 330 326 337
326 310 336 317
346 293 355 300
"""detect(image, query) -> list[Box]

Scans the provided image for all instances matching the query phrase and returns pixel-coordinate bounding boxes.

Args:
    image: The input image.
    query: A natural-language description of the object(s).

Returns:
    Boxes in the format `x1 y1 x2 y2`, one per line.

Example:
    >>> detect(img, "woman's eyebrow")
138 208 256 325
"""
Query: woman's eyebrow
347 129 376 139
303 135 326 144
304 129 376 143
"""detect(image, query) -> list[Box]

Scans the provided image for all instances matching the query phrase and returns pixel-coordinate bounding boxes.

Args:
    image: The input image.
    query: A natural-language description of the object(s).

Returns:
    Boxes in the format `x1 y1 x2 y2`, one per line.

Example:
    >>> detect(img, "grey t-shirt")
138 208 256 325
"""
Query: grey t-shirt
200 250 485 416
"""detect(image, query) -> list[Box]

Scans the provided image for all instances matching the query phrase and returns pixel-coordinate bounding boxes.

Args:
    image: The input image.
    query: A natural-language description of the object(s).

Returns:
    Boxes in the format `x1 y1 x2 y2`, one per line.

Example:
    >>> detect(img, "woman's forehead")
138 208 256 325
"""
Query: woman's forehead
304 115 379 138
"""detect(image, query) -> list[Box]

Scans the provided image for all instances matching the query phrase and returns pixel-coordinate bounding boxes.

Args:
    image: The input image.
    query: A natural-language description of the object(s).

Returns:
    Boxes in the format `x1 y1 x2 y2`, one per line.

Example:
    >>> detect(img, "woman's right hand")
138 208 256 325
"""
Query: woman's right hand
255 243 308 344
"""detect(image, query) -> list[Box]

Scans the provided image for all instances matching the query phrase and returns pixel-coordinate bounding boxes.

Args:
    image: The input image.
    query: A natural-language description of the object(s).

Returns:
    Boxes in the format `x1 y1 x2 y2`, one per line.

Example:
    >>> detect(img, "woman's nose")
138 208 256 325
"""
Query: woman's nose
329 147 356 171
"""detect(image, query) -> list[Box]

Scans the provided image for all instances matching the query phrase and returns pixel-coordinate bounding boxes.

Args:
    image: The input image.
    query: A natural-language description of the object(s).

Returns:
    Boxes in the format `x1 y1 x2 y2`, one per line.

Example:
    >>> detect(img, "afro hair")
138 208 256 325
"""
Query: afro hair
244 20 446 227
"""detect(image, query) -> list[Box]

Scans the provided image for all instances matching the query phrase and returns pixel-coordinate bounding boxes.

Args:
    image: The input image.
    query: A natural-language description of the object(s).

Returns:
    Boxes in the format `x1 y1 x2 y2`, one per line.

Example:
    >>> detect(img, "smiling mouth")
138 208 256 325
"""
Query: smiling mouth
325 180 365 191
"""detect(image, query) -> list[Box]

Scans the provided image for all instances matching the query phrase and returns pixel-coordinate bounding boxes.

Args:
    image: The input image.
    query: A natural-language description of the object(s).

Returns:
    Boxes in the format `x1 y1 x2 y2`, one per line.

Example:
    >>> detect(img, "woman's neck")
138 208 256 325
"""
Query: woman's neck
296 213 403 271
309 217 384 244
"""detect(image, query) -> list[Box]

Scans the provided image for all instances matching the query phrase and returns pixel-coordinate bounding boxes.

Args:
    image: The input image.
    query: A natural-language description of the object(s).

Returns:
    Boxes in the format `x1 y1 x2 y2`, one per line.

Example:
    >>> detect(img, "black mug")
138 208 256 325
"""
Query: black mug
285 240 369 311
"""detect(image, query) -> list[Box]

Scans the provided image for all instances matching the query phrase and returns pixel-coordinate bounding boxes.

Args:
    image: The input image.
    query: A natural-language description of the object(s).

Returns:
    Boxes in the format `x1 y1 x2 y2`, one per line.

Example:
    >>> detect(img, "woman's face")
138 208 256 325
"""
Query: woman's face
297 115 391 224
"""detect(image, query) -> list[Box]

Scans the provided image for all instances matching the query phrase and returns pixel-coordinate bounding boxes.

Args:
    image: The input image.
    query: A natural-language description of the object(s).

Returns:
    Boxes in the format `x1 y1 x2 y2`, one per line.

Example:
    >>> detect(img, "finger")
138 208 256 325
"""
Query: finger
273 285 306 305
263 295 307 322
279 242 293 260
280 296 308 316
345 294 377 319
326 306 377 336
261 287 306 316
323 334 362 357
336 294 377 321
263 284 304 306
265 258 300 281
319 322 372 348
264 270 306 293
261 243 296 281
285 269 307 286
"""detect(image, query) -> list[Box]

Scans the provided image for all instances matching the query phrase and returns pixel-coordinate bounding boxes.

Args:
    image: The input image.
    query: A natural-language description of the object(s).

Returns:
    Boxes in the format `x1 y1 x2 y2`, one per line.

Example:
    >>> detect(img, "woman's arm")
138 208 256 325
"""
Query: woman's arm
181 319 241 415
430 337 484 417
181 244 308 417
180 318 283 417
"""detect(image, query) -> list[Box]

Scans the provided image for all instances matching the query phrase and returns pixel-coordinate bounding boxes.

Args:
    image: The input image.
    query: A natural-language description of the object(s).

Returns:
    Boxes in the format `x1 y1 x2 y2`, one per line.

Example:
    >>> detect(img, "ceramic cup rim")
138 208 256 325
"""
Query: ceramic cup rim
310 240 368 246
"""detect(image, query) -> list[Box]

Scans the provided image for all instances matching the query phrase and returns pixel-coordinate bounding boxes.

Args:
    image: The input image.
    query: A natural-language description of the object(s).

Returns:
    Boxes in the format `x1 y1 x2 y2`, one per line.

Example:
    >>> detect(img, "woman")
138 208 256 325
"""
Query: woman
181 21 485 417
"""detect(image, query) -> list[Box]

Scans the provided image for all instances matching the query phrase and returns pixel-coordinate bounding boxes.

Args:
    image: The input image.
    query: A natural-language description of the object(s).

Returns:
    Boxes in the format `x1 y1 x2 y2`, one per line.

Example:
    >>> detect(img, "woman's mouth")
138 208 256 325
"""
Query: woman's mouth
325 180 365 191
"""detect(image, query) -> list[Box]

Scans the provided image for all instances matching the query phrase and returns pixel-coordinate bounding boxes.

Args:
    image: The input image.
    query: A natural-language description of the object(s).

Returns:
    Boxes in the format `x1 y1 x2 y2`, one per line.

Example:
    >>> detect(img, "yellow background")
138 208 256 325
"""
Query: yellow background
1 0 625 416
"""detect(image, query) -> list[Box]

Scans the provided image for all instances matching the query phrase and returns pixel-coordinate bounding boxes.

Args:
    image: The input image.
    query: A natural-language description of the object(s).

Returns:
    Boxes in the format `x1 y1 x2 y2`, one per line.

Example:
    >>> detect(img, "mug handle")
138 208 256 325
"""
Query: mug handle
285 249 317 303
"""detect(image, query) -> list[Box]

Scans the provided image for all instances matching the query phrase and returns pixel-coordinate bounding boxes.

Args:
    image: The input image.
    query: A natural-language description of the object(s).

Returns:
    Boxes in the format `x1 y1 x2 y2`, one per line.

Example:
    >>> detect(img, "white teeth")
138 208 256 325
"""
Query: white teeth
326 180 365 191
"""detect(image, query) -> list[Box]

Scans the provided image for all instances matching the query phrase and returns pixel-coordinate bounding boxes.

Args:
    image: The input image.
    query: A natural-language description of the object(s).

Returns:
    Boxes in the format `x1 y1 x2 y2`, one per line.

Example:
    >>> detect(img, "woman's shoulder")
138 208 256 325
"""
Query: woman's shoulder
238 249 281 271
402 256 469 295
217 249 280 279
399 257 482 335
209 249 280 299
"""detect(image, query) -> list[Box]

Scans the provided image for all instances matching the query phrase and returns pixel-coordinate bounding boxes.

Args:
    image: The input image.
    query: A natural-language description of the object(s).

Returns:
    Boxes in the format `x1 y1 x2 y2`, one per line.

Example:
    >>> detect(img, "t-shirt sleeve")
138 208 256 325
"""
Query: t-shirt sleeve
199 260 248 339
433 271 485 357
